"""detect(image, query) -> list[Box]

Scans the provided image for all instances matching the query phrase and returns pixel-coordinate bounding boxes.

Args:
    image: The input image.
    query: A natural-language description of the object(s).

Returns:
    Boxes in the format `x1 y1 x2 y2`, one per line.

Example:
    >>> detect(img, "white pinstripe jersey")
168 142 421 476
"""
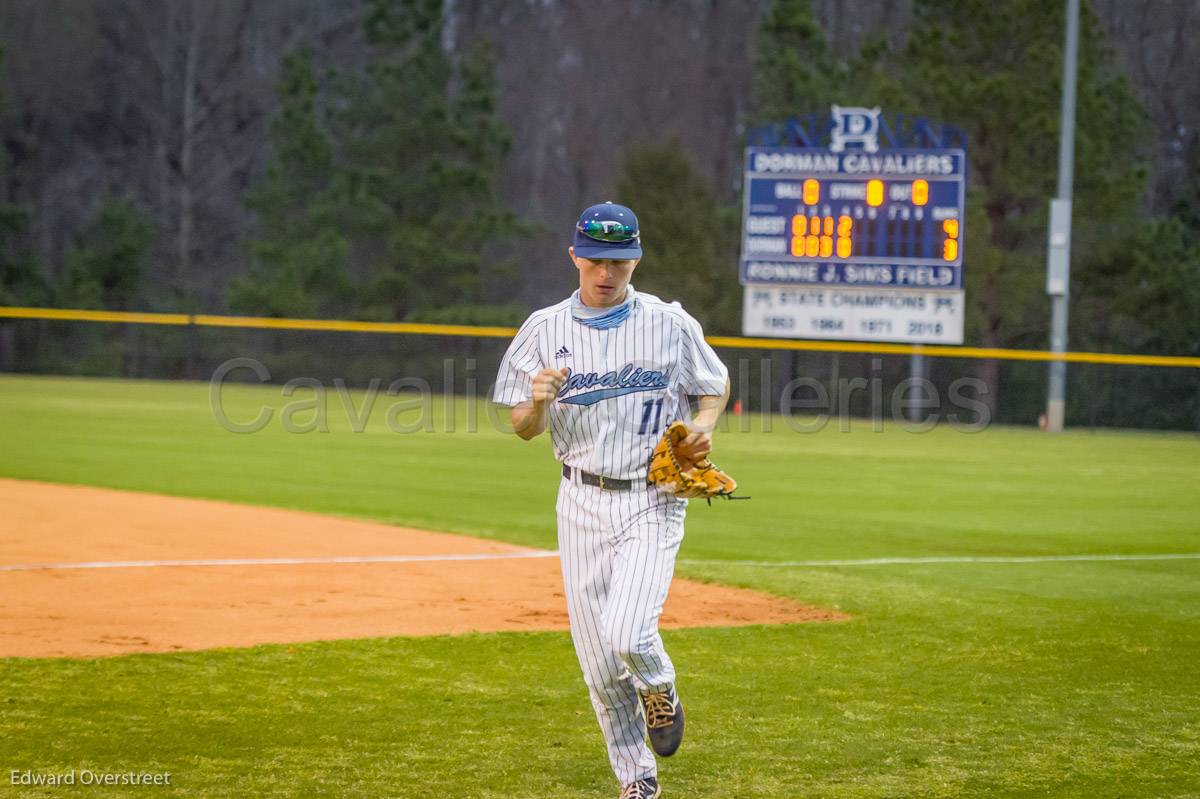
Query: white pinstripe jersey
493 287 728 480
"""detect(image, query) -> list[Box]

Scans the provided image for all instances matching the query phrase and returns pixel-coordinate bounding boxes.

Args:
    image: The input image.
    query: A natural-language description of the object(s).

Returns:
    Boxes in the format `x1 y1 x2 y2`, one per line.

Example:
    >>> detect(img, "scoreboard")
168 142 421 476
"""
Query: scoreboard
740 146 967 344
740 147 965 288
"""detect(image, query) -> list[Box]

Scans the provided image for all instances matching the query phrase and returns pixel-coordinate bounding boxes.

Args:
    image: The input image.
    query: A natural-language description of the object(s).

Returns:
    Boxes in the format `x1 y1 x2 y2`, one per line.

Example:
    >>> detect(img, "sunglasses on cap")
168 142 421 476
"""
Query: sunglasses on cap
576 219 640 243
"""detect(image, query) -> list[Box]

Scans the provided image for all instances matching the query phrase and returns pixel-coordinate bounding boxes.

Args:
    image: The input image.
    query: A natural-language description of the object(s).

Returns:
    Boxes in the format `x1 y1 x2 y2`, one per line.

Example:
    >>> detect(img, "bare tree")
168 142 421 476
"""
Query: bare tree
0 0 361 310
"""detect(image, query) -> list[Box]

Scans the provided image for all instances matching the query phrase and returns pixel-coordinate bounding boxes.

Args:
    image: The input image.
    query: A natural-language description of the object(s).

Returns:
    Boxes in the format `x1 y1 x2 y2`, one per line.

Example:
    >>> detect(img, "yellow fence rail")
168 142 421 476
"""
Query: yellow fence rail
2 305 1198 369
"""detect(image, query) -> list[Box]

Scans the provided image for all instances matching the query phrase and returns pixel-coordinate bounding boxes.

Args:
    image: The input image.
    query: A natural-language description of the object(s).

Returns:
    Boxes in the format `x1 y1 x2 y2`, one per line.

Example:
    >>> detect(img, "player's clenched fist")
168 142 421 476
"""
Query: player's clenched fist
675 430 713 464
532 367 569 404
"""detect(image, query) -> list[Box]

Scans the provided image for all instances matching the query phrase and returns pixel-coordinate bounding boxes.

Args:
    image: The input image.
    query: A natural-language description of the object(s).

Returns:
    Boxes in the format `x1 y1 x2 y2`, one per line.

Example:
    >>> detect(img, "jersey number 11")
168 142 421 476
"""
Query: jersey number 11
637 397 664 435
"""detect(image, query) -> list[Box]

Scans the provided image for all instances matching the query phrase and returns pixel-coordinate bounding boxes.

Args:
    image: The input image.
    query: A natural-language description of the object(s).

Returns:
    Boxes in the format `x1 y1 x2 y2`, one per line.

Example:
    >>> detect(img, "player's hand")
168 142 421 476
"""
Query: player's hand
531 367 569 405
676 430 712 464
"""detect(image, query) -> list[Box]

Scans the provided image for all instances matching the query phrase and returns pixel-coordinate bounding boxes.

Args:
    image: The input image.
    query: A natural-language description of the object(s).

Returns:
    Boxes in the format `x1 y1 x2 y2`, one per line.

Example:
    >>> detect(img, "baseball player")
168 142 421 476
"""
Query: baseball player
493 202 730 799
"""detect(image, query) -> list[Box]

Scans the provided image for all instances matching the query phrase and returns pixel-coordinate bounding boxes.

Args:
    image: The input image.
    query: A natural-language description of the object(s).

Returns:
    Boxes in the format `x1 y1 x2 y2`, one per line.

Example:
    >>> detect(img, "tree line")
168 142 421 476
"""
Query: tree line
0 0 1196 428
616 0 1199 428
1 0 519 326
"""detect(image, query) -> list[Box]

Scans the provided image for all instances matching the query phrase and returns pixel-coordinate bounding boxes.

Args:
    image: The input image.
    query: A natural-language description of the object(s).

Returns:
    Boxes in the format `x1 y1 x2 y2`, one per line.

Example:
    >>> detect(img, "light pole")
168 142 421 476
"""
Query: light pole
1045 0 1079 433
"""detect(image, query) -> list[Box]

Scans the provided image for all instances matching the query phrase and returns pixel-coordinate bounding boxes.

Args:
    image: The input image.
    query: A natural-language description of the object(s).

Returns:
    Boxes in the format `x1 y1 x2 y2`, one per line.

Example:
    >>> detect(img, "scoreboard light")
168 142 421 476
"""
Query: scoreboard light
802 178 820 205
866 179 884 207
942 217 959 261
912 179 929 206
836 214 853 258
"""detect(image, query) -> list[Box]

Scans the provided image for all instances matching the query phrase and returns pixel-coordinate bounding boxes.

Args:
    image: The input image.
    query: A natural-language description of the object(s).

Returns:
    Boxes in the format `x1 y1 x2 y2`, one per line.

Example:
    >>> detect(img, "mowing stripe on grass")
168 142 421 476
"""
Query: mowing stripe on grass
678 553 1200 567
2 552 1198 573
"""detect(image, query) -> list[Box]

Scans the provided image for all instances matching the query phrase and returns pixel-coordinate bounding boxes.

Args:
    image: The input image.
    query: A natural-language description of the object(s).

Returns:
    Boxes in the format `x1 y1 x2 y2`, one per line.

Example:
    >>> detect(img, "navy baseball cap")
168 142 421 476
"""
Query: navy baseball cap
573 202 642 260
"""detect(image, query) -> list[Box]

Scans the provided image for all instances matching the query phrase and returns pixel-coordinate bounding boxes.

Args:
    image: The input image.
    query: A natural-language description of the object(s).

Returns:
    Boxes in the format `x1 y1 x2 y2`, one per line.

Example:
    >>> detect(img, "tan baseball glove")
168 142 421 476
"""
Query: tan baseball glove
647 422 744 502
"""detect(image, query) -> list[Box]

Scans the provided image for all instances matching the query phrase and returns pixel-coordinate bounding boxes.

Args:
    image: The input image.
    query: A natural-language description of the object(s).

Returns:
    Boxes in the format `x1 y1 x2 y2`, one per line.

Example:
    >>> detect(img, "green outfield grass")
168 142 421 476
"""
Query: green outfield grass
1 373 1198 798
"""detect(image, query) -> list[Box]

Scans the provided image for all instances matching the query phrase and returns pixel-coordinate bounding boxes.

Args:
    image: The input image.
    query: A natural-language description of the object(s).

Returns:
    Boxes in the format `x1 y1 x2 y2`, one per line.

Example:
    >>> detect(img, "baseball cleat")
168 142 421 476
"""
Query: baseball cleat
640 686 684 757
619 777 661 799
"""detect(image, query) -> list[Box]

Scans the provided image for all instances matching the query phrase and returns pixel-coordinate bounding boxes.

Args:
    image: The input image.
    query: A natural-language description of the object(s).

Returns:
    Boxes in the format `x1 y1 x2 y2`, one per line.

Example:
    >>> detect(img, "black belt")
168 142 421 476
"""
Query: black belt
562 464 632 491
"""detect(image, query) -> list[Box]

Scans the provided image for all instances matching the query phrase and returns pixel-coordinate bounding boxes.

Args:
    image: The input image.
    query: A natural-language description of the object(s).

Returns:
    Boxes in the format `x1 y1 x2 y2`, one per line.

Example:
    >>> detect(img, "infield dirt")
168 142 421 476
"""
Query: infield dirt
0 478 845 658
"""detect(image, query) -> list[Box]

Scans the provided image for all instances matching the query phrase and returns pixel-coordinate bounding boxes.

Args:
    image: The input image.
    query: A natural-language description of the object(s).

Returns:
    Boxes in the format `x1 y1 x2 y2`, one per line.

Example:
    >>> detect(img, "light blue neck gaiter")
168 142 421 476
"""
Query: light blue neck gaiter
571 285 637 330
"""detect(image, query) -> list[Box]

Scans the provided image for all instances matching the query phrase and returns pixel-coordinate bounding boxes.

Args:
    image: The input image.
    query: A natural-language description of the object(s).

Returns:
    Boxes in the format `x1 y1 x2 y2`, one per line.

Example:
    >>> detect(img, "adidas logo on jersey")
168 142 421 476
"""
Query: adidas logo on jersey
555 346 571 359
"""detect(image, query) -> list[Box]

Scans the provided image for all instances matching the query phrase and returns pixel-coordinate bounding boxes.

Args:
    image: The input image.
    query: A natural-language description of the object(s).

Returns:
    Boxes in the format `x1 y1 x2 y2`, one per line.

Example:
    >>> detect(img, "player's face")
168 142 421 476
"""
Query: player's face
569 247 640 308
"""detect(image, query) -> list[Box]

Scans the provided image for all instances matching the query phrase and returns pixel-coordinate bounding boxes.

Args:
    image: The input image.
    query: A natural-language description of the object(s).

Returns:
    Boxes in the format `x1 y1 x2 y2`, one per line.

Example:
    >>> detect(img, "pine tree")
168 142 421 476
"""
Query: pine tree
753 0 847 122
616 141 741 335
752 0 901 126
1076 141 1200 361
0 205 41 307
231 49 349 318
1170 140 1200 244
0 45 46 307
60 196 154 311
899 0 1147 351
337 0 518 322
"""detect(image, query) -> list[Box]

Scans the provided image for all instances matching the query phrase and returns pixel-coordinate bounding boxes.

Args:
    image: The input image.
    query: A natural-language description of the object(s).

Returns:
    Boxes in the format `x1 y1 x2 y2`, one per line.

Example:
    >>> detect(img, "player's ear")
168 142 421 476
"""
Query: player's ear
568 246 581 271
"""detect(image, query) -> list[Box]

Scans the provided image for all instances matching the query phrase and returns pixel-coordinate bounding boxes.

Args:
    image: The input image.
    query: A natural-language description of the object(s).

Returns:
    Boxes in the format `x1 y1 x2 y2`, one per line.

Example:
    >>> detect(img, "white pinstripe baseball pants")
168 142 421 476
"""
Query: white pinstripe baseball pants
556 469 687 784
